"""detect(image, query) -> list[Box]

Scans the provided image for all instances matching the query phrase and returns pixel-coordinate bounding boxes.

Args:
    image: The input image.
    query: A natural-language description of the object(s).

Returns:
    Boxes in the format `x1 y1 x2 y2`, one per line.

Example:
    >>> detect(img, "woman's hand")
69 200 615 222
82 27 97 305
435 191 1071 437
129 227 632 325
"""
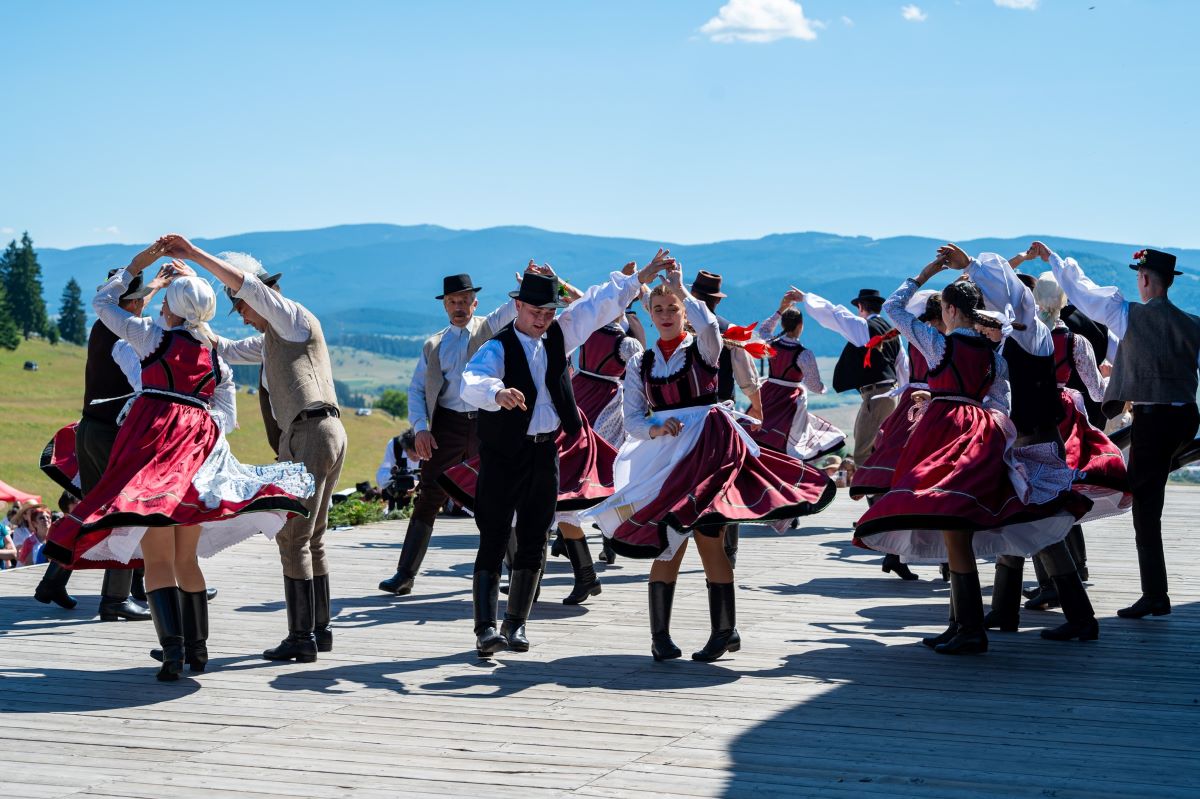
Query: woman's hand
778 288 803 313
650 417 684 438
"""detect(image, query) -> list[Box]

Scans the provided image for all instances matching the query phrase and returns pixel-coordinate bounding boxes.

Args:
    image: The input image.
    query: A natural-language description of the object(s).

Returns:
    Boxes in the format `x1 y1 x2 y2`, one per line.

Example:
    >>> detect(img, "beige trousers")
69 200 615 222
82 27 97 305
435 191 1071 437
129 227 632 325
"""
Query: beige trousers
852 385 897 465
276 414 347 579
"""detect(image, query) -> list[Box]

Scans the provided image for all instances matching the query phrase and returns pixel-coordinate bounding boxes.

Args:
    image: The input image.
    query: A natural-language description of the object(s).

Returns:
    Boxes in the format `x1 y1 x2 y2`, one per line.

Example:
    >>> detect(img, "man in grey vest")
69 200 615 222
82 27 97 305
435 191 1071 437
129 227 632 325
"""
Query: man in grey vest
378 272 517 596
1042 241 1200 619
160 235 347 660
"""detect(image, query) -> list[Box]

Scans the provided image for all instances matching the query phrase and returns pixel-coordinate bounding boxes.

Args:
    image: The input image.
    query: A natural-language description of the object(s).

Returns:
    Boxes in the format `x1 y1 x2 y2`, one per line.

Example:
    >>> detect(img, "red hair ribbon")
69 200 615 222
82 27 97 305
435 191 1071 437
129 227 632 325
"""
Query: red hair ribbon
862 328 900 368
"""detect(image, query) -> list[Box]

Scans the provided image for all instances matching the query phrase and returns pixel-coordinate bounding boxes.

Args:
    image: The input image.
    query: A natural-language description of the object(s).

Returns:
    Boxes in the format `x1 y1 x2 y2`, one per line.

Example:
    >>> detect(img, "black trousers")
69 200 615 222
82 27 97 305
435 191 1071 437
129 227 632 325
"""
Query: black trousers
473 438 559 574
1128 403 1199 596
74 416 134 596
411 409 478 526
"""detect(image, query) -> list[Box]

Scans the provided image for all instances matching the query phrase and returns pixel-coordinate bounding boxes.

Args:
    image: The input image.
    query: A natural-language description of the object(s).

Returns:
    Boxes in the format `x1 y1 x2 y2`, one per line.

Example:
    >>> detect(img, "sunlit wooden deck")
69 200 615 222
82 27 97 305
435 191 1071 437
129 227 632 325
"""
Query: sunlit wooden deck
2 489 1198 799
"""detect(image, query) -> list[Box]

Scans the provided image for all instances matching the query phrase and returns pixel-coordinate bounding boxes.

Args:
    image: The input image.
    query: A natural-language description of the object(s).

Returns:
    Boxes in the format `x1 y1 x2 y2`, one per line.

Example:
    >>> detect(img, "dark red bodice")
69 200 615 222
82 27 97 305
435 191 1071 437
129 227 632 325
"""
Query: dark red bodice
577 325 628 380
640 339 720 411
927 334 996 401
767 337 806 383
1052 327 1075 387
141 330 218 403
908 343 930 385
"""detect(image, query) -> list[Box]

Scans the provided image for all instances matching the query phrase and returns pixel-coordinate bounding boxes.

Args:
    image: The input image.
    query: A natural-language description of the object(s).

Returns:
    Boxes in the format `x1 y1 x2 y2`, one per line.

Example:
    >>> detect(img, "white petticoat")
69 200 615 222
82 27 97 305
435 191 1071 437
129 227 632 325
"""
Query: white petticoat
787 390 846 462
80 435 315 564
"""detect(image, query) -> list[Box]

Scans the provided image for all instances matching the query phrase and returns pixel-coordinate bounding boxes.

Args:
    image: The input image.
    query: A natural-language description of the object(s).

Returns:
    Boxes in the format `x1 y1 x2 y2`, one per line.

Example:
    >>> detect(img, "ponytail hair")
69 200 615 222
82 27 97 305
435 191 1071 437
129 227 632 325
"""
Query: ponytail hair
165 276 218 346
940 280 1027 332
780 308 804 335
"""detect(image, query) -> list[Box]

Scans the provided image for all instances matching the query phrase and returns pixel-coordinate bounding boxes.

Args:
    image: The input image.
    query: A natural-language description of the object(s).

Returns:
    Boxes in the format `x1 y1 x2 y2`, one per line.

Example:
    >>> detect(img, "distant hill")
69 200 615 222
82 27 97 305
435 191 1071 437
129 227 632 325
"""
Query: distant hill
35 225 1200 356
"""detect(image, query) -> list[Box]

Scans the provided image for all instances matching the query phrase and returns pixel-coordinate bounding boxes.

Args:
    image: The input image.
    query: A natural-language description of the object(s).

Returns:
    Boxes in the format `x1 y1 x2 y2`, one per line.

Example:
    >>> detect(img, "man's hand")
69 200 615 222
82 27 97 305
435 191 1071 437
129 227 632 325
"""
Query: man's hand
128 240 167 273
650 417 684 438
1028 241 1051 262
413 430 438 461
621 260 637 276
779 288 804 312
496 387 527 411
637 248 674 284
526 260 556 277
936 243 971 270
159 234 198 262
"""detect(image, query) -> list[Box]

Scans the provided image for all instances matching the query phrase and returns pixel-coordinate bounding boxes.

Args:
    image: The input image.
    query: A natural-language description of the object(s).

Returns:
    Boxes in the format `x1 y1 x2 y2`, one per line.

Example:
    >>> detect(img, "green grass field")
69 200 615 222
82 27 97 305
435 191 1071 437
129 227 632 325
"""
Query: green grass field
0 339 407 504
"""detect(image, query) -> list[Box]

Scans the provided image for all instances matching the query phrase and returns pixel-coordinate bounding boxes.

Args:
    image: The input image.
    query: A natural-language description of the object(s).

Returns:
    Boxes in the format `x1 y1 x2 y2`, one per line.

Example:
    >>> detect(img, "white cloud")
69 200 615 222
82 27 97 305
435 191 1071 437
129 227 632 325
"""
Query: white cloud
841 15 855 27
901 5 928 22
0 226 14 236
994 0 1039 8
700 0 821 44
93 225 121 236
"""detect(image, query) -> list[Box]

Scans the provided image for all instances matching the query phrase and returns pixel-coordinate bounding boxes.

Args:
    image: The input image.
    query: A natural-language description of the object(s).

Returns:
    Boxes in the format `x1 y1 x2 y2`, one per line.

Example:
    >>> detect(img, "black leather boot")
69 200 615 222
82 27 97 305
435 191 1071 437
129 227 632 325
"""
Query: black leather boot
34 563 77 610
1066 525 1088 582
939 563 950 583
882 553 919 581
562 537 601 605
1041 573 1099 641
206 587 218 601
693 581 741 662
500 568 540 652
550 528 566 558
649 581 682 661
263 577 318 662
500 529 518 595
314 574 333 652
147 587 185 681
152 588 209 671
723 524 739 570
130 567 147 602
98 569 151 621
984 561 1022 632
935 571 988 655
1024 581 1060 610
600 537 617 565
1117 594 1171 619
379 519 433 595
473 571 507 658
922 591 957 649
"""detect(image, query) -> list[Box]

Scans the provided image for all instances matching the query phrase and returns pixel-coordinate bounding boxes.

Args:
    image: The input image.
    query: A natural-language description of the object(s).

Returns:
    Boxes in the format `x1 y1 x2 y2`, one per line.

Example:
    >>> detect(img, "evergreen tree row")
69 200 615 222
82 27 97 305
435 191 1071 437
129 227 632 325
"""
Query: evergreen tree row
0 232 89 350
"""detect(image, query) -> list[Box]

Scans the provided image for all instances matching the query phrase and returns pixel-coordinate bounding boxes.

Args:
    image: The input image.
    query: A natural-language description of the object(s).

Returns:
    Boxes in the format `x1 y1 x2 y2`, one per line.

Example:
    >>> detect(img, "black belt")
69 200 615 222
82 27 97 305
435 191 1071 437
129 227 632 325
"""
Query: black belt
1133 402 1196 415
439 408 478 419
526 429 559 443
297 406 340 422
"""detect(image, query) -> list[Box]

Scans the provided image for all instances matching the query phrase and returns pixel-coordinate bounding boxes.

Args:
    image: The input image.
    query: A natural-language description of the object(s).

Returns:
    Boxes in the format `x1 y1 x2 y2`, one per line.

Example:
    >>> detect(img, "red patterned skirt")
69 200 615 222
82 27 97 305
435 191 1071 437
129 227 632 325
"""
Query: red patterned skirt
1058 388 1131 521
850 385 922 498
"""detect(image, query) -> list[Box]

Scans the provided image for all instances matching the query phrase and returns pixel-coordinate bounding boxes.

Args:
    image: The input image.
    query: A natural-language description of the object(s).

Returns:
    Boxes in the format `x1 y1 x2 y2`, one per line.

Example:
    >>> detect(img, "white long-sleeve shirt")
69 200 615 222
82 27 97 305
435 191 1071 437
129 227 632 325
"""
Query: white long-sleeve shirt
801 292 909 388
758 311 827 394
966 253 1054 357
408 299 517 433
94 268 236 433
623 290 724 441
375 439 421 488
462 271 643 434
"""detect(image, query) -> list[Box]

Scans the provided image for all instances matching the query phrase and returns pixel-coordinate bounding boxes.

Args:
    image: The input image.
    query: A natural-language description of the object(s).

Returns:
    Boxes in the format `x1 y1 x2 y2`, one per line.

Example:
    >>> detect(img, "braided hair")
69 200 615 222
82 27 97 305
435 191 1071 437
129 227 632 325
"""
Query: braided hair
780 308 804 336
940 280 1027 332
917 294 942 323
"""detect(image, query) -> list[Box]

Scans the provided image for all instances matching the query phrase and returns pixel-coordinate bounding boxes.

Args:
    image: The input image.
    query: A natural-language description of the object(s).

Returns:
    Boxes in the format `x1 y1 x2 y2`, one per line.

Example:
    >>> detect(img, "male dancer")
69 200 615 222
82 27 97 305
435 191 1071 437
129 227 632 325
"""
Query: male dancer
799 285 913 579
378 273 516 595
462 253 667 656
34 252 170 621
1045 242 1200 618
162 235 347 661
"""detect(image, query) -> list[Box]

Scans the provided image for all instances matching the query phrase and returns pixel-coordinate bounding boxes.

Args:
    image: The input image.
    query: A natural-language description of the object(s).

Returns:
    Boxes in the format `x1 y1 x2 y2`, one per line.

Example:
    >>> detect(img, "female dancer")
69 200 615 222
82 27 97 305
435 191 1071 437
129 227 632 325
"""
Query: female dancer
752 289 845 462
46 257 314 680
582 264 835 662
855 253 1085 655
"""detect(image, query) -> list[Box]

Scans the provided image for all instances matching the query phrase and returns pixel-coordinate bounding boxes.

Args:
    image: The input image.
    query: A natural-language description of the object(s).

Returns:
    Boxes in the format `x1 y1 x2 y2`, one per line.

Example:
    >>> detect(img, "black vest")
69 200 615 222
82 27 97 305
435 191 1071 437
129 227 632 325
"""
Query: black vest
715 315 735 402
81 320 134 425
1002 337 1064 437
832 315 899 393
1060 307 1108 428
476 321 582 451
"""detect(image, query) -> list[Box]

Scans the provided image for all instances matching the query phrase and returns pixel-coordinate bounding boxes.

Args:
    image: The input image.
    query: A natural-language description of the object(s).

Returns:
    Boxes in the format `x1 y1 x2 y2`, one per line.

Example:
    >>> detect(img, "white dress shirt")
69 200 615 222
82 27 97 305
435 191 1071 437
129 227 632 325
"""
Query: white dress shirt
461 271 643 435
376 439 421 488
802 293 909 386
966 253 1054 357
408 299 517 433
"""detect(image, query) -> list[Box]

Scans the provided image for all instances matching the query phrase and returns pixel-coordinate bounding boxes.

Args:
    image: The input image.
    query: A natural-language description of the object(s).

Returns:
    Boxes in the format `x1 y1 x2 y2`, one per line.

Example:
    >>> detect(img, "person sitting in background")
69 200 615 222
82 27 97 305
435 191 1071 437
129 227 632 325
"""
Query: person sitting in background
1 506 17 569
18 505 53 566
10 500 47 553
376 429 421 513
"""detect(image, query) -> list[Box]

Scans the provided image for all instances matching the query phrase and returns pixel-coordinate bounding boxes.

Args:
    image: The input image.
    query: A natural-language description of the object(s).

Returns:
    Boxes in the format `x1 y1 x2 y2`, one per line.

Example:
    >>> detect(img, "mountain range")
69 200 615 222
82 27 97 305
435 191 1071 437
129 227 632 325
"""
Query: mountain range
33 224 1200 357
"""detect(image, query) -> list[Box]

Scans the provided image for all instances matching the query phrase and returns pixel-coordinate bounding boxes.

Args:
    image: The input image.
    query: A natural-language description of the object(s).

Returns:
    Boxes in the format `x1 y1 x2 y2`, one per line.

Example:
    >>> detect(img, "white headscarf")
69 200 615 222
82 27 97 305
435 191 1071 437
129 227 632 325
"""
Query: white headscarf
165 276 218 345
1033 270 1066 327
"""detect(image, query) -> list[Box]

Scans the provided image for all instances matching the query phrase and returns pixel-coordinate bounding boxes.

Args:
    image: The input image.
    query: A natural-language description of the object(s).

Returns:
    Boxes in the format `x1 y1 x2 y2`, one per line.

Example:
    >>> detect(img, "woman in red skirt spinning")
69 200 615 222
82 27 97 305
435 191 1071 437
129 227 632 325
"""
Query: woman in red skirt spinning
46 254 314 681
855 251 1085 655
582 263 835 662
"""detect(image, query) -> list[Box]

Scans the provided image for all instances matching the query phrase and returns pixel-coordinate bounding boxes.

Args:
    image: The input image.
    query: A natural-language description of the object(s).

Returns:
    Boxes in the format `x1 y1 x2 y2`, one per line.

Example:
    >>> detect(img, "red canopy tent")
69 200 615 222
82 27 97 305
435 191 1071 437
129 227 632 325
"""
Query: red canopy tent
0 479 40 504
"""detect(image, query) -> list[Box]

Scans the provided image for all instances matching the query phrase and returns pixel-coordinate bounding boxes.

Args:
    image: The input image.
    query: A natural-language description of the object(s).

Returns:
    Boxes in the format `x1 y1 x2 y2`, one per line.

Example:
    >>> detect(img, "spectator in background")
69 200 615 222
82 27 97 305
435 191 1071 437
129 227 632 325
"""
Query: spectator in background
18 505 53 566
376 430 421 513
10 500 48 553
1 505 17 569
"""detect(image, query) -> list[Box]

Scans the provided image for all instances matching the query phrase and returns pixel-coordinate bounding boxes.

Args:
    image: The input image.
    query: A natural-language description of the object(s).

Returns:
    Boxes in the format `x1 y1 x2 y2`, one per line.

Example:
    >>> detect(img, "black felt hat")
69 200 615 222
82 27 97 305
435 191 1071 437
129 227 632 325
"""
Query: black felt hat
509 273 567 309
851 288 884 308
106 269 154 302
1130 248 1182 276
436 273 482 299
690 270 727 299
225 268 282 314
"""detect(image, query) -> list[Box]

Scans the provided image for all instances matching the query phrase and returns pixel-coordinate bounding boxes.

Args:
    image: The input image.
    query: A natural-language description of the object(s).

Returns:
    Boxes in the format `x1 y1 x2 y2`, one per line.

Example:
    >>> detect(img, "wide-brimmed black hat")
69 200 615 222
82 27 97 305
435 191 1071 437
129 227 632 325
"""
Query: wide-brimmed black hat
509 273 566 309
690 270 727 299
1130 248 1182 276
850 288 884 308
106 268 154 302
436 273 482 299
226 268 283 314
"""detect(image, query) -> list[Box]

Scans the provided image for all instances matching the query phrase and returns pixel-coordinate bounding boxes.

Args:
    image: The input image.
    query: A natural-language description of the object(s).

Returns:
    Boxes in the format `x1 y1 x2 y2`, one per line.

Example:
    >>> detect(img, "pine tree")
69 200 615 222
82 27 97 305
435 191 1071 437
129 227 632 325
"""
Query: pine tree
0 278 19 350
1 232 50 339
56 278 88 345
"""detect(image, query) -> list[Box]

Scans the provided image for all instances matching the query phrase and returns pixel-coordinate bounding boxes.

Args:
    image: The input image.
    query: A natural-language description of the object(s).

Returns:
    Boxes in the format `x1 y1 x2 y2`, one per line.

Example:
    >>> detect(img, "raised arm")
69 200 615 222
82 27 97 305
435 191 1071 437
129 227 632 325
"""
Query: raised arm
761 288 804 339
966 252 1052 356
883 264 949 369
1036 242 1130 338
216 334 265 366
557 253 667 353
801 292 870 346
94 268 163 357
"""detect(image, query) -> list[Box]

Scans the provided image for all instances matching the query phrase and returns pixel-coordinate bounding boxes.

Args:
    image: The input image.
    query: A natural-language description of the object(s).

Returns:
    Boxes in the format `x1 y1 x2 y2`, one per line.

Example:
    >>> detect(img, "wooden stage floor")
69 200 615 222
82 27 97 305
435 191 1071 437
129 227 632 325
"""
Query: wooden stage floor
2 490 1198 798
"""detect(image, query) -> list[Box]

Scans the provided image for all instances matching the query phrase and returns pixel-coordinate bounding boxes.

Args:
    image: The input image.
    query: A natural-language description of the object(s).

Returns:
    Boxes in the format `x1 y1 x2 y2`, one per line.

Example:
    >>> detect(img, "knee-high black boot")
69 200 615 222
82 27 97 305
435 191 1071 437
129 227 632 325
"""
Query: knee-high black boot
146 587 185 681
1066 525 1088 581
1024 555 1059 609
473 571 507 657
935 572 988 655
649 582 682 661
1041 573 1100 641
600 536 617 565
882 553 919 581
562 537 601 605
34 563 77 609
693 581 741 662
152 588 209 671
314 574 332 652
500 529 518 595
130 567 147 602
263 577 318 662
550 527 566 558
984 560 1022 632
500 569 540 652
379 519 434 595
723 524 740 569
99 569 151 621
922 590 957 648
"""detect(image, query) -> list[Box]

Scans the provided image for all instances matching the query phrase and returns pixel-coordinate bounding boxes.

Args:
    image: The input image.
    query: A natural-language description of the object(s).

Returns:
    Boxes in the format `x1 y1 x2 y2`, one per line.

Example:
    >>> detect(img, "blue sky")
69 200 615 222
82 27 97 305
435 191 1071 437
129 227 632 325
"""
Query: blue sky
3 0 1198 249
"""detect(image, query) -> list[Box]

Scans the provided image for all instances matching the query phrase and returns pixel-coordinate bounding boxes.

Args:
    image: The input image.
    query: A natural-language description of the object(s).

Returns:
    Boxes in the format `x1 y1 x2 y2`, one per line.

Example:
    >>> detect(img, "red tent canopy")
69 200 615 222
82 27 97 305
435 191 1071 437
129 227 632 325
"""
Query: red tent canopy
0 479 40 504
